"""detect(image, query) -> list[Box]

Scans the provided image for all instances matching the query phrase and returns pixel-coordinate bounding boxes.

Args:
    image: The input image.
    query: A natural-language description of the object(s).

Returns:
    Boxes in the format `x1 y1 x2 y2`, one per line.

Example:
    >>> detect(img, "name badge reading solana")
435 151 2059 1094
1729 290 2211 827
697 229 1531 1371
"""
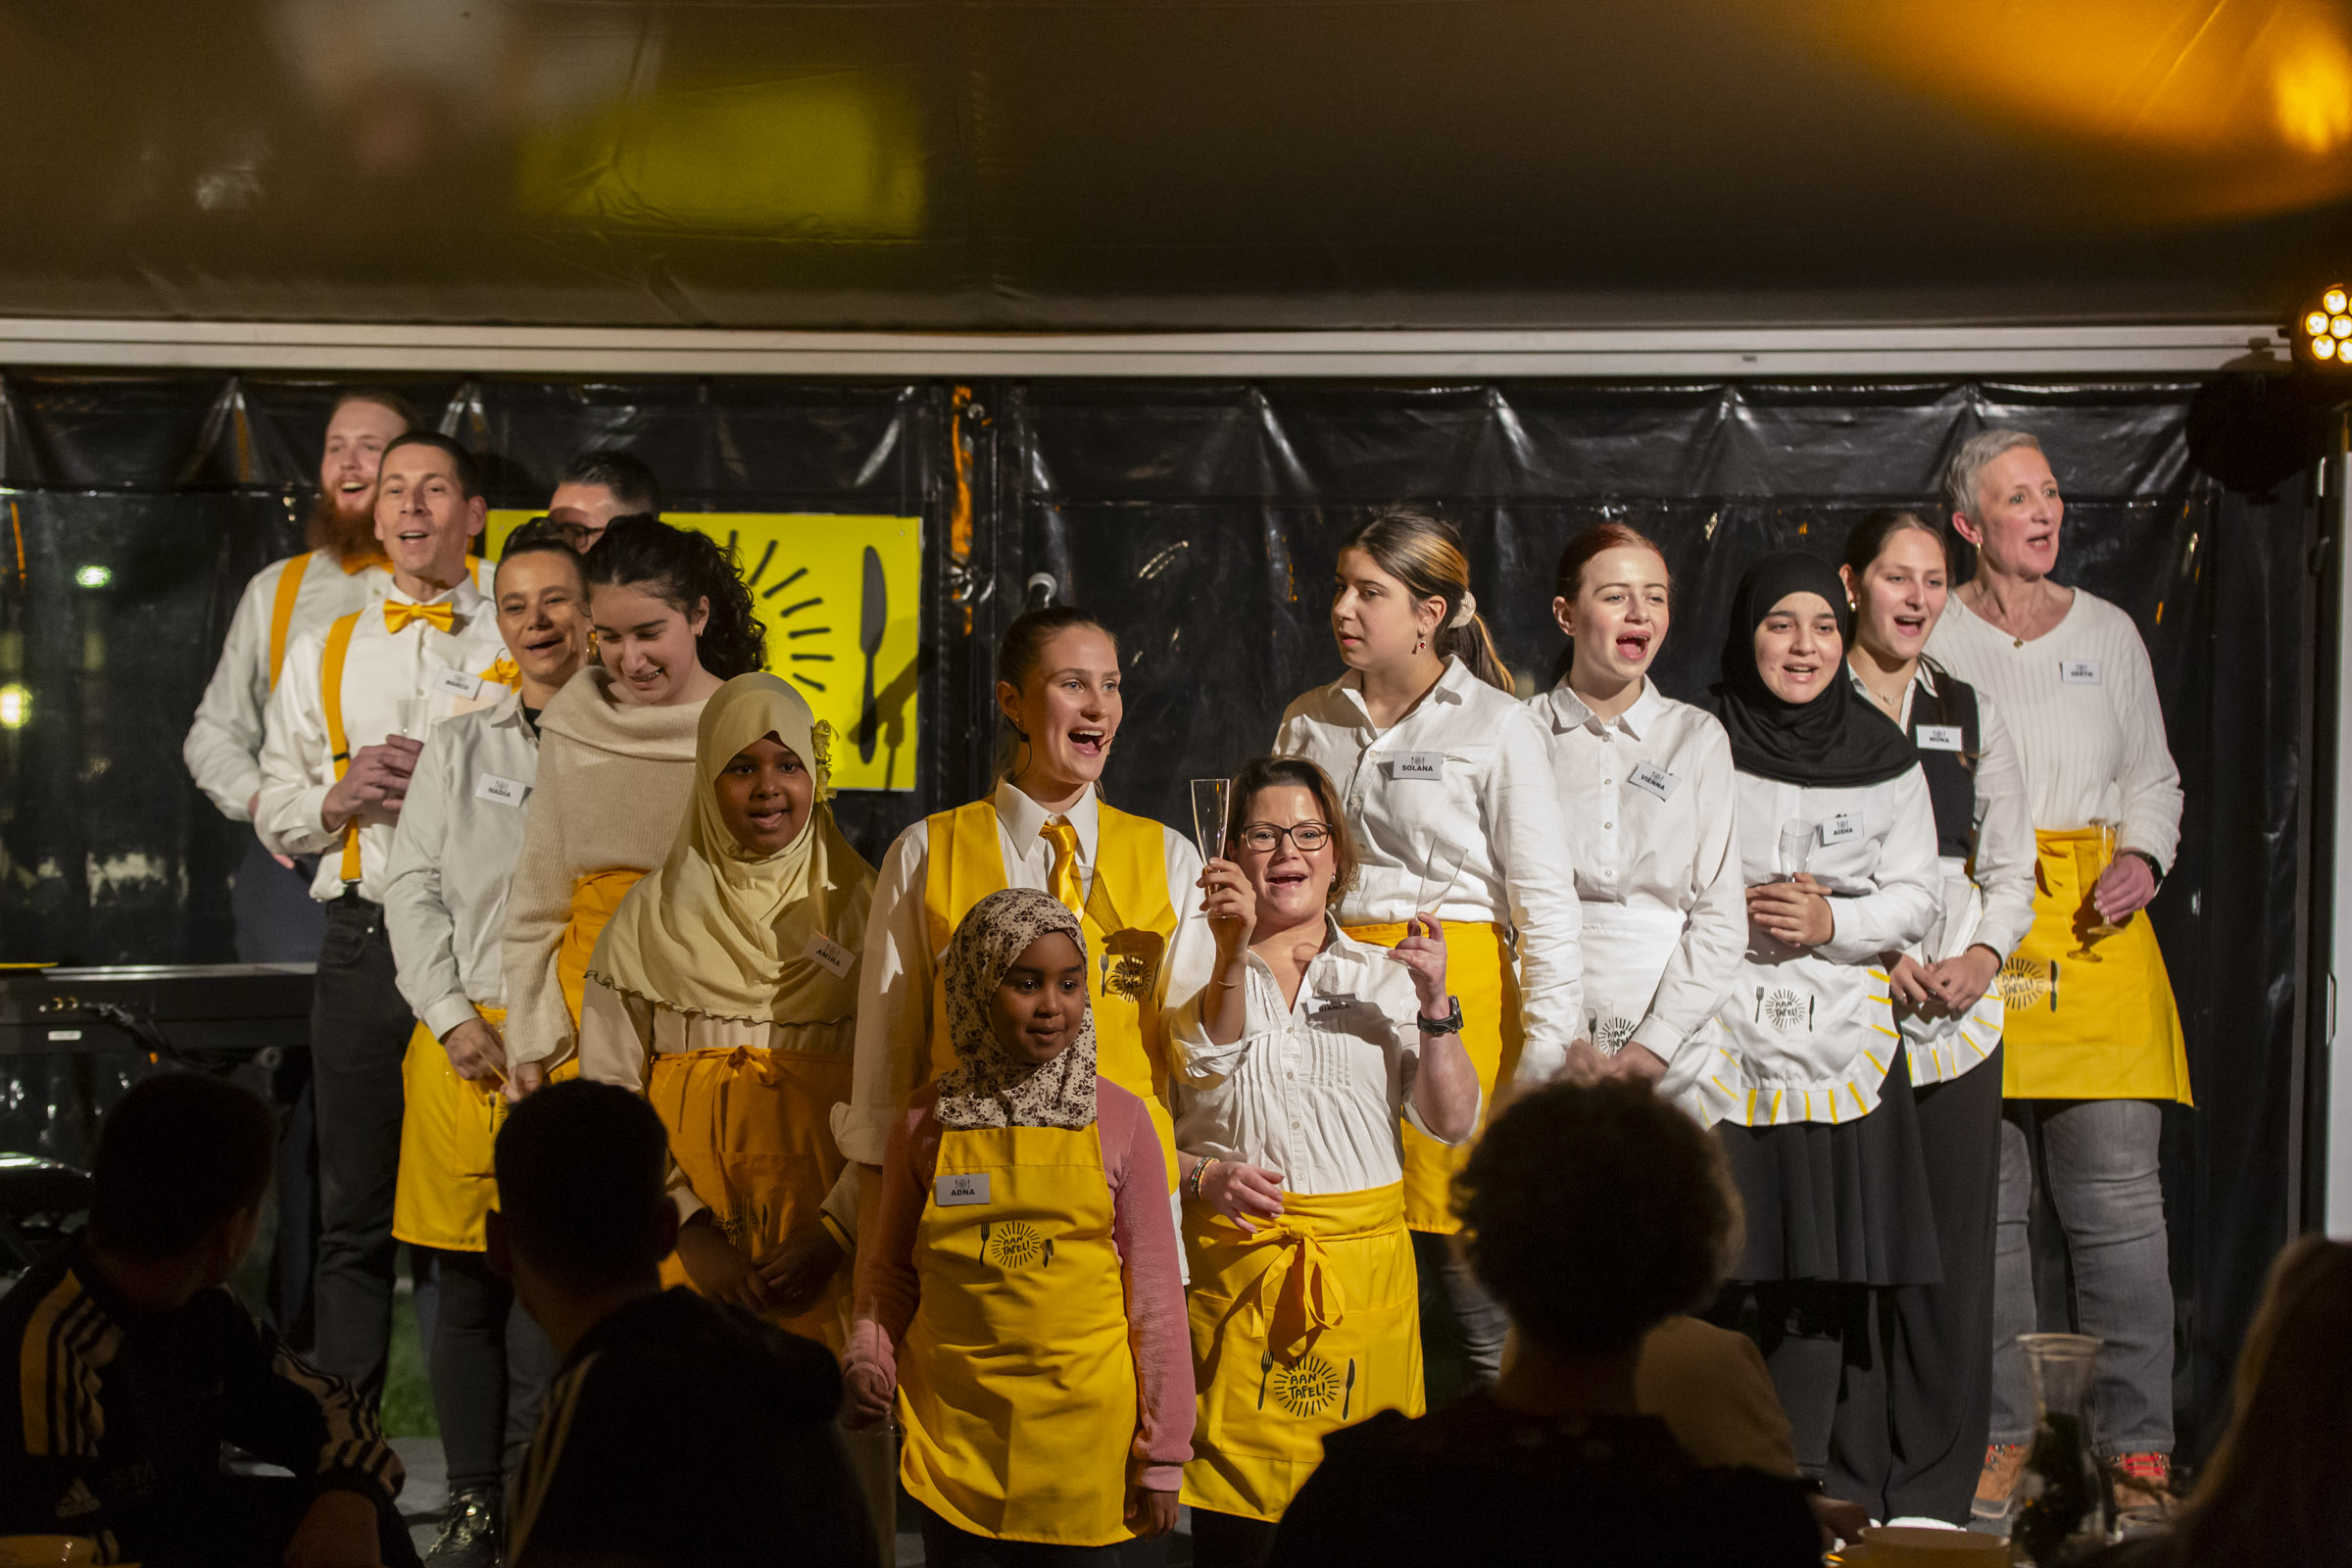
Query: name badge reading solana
803 933 853 979
1393 751 1445 781
936 1173 990 1206
1916 724 1964 753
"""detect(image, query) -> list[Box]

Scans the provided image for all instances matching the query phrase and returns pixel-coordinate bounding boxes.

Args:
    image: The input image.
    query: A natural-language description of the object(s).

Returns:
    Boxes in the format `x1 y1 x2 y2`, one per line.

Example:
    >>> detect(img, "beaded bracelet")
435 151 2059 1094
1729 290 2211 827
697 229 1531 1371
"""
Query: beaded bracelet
1185 1156 1219 1200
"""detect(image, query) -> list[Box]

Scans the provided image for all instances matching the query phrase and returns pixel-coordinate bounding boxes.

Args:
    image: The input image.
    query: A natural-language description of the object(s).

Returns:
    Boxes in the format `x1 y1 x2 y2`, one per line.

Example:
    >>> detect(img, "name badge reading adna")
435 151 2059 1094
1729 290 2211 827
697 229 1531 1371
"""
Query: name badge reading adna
432 666 484 702
473 773 527 808
1916 724 1965 753
1392 751 1445 781
2060 660 2102 686
803 933 853 979
1820 812 1861 846
937 1173 991 1206
1628 760 1678 802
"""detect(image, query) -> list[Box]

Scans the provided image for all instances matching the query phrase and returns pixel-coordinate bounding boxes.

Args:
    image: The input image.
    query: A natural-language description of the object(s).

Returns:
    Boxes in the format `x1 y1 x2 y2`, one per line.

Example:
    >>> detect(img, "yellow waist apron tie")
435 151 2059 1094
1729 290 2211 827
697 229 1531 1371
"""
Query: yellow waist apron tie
922 799 1183 1191
392 1005 579 1252
1996 828 2190 1104
1340 921 1522 1233
1180 1182 1420 1522
647 1045 855 1350
557 869 646 1030
898 1122 1139 1546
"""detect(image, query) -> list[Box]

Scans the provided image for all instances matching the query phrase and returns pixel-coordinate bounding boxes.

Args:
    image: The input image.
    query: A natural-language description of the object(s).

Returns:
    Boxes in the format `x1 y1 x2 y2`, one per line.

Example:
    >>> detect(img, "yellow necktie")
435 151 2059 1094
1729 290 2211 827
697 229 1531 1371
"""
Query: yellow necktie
384 600 457 634
1041 819 1084 916
478 655 520 688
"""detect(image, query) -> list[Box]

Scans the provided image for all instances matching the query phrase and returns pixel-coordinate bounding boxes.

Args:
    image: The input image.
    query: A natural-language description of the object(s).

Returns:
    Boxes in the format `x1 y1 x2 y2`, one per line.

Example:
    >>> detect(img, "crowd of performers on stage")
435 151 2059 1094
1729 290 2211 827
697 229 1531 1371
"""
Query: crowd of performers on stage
1 389 2201 1567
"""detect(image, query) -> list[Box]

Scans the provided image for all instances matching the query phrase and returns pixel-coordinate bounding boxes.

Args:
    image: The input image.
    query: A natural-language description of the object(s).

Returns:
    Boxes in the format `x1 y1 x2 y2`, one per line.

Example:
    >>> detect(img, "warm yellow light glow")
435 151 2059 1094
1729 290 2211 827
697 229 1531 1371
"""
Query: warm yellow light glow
0 685 25 729
2332 316 2350 337
2275 36 2352 154
2309 311 2331 335
2329 288 2349 314
2318 336 2339 359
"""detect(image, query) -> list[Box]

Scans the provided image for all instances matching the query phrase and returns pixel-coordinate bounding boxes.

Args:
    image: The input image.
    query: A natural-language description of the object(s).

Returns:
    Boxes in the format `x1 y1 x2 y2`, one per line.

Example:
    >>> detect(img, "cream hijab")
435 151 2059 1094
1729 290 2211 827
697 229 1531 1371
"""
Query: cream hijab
586 672 874 1025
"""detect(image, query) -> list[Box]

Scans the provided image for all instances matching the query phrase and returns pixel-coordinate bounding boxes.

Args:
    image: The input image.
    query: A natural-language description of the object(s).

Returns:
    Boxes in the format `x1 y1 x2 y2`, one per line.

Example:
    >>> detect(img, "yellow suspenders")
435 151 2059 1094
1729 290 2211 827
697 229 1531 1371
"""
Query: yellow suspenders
320 611 365 885
266 553 312 690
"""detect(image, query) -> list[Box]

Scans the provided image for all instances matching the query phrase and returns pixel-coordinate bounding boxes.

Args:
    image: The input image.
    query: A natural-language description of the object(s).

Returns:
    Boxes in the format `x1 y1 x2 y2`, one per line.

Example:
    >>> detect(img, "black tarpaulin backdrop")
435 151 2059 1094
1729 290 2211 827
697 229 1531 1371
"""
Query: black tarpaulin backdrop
0 371 2309 1465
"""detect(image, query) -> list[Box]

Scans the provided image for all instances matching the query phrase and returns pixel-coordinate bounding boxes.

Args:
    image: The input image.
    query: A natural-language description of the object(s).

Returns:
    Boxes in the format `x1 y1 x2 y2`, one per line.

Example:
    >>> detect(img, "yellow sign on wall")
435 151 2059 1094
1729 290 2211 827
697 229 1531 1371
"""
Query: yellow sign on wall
486 511 923 792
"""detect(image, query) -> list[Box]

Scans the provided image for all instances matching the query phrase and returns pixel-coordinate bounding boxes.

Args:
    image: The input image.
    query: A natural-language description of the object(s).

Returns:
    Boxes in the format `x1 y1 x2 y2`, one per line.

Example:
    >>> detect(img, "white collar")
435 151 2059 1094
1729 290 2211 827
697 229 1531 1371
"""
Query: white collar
994 777 1102 864
1544 677 1668 741
1337 655 1472 729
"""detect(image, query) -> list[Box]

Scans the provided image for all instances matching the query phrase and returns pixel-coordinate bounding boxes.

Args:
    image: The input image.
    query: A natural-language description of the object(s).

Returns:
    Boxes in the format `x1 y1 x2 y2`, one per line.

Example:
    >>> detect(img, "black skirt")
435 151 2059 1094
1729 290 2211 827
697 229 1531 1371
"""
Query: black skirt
1716 1045 1943 1288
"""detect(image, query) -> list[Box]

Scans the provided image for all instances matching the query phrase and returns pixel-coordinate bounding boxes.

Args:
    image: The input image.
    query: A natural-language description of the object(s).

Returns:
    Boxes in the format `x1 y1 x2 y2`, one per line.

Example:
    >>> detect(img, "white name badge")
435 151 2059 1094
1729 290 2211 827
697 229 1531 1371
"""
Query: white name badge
936 1172 991 1206
1310 992 1357 1015
1627 760 1678 802
1392 751 1445 781
1916 724 1965 753
473 773 528 808
431 666 485 702
1820 812 1861 846
2060 660 2102 686
803 933 854 979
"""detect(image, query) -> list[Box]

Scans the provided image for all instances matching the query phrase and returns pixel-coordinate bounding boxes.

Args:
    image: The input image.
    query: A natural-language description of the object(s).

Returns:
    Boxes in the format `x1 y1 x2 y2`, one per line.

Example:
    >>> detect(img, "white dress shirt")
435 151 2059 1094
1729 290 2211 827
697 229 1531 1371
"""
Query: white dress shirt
1926 590 2183 867
1274 656 1585 1083
383 688 539 1041
183 551 493 821
255 579 511 903
1682 763 1941 1128
1167 916 1467 1196
1535 680 1745 1069
833 778 1215 1166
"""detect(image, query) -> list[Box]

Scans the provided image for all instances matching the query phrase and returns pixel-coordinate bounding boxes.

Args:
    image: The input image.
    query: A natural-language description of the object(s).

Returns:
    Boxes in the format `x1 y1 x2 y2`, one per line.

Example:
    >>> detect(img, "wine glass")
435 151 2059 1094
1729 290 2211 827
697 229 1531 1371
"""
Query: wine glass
1776 820 1813 881
1190 778 1231 864
1415 838 1468 915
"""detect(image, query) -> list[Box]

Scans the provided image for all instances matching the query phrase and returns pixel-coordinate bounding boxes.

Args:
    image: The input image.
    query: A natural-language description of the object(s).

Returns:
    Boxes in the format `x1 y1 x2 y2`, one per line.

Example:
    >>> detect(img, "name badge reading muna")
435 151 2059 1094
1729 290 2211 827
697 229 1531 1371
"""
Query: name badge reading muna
1820 812 1861 846
803 933 853 979
431 666 485 702
473 773 527 808
1627 760 1678 802
936 1173 990 1206
1392 751 1445 781
2060 660 2102 686
1916 724 1965 753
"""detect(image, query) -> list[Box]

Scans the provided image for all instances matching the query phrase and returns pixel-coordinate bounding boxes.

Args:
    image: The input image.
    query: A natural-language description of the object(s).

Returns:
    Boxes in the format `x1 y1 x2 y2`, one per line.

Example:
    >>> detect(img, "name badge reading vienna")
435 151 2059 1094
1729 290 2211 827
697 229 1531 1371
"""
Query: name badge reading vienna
803 934 853 979
473 773 527 808
2060 660 2102 686
1627 760 1678 801
432 666 484 702
1820 812 1861 846
1916 724 1965 752
936 1173 990 1206
1393 751 1445 781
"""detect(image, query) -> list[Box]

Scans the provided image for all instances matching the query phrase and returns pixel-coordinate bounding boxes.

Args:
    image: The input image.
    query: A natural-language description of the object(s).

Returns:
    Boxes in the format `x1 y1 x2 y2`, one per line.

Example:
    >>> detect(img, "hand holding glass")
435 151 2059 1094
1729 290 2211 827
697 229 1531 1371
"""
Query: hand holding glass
1191 778 1231 863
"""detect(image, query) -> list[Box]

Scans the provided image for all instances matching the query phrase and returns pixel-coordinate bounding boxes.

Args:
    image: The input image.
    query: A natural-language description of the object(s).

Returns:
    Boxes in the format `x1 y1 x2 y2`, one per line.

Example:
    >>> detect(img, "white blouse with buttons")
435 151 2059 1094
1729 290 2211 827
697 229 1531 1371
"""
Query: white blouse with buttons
1168 917 1467 1197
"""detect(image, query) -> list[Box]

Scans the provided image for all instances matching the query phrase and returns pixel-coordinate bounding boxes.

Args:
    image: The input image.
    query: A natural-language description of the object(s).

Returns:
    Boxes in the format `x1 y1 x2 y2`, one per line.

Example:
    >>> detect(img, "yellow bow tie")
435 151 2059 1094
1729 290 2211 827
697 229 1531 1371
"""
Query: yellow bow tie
384 600 457 635
478 655 520 689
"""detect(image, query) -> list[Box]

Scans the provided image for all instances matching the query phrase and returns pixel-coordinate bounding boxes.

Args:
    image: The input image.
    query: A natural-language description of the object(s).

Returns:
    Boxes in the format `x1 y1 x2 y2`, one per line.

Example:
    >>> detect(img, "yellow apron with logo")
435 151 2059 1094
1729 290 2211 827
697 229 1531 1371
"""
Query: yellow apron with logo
921 799 1182 1190
391 1005 579 1251
557 869 645 1031
646 1045 855 1350
1340 921 1521 1233
898 1122 1139 1545
1180 1182 1420 1522
1996 828 2191 1105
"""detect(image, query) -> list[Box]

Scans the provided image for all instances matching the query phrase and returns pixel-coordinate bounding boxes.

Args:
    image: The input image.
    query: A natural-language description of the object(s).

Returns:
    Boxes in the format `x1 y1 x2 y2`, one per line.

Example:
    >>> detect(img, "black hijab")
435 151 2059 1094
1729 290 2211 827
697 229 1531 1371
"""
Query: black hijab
1714 552 1918 789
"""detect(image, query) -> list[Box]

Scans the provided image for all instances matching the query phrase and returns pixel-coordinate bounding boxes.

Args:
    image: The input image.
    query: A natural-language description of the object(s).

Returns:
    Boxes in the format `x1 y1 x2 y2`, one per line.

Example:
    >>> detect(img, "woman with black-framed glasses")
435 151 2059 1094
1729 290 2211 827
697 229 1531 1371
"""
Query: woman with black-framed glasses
1166 755 1480 1568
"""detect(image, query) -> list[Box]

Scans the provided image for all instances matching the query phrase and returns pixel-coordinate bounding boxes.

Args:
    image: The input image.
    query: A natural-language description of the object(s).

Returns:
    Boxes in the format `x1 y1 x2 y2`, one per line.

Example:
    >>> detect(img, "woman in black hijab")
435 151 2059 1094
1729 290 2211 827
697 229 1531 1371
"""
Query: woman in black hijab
1680 551 1946 1509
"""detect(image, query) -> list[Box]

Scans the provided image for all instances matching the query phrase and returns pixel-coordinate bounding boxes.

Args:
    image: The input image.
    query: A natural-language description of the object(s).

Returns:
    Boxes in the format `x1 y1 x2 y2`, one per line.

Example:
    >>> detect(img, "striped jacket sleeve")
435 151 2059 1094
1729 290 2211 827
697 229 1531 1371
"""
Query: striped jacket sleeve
0 1266 125 1554
219 1305 405 1505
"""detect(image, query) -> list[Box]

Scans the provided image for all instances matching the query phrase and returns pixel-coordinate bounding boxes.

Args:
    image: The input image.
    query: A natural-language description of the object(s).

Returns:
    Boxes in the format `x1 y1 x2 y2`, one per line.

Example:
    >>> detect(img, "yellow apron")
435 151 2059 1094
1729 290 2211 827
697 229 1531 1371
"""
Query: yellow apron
922 799 1182 1190
1180 1182 1420 1522
1996 828 2191 1104
391 1005 579 1251
1340 921 1521 1233
647 1045 855 1350
557 869 645 1031
898 1122 1140 1546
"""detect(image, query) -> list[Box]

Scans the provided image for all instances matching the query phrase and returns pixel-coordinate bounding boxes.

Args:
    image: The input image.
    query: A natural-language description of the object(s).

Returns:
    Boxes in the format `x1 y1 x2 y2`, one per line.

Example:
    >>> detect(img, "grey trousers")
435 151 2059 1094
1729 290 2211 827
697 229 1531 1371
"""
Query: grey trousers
1990 1098 2175 1454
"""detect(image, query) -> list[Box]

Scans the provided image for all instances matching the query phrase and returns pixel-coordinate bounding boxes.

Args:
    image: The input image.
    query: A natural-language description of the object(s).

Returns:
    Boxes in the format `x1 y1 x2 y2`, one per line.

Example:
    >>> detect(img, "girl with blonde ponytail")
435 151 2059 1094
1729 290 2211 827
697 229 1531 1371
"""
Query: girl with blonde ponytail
1266 508 1585 1416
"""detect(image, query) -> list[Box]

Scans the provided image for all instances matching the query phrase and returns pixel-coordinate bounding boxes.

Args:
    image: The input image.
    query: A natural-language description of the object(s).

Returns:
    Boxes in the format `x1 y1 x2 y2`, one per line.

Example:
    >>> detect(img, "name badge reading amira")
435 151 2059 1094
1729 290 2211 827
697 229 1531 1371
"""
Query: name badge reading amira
473 773 528 808
936 1173 991 1206
1916 724 1965 753
2060 660 2102 686
1627 760 1678 802
1392 751 1445 781
1820 812 1861 846
431 665 485 702
803 934 853 979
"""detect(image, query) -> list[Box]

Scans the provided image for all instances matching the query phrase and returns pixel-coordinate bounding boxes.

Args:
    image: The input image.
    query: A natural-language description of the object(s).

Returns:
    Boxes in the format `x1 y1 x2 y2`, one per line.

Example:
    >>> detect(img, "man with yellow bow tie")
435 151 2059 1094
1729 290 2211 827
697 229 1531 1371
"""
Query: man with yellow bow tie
257 430 514 1407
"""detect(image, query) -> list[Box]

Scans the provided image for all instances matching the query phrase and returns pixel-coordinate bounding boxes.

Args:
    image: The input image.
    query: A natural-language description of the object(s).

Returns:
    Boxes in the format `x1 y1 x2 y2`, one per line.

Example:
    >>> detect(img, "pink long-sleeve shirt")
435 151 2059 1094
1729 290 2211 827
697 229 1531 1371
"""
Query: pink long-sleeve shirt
844 1078 1195 1494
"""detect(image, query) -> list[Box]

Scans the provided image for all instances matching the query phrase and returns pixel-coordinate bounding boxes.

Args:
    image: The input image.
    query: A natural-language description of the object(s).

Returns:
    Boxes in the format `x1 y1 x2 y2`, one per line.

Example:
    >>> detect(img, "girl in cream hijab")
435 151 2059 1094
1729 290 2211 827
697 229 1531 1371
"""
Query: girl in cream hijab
577 671 876 1346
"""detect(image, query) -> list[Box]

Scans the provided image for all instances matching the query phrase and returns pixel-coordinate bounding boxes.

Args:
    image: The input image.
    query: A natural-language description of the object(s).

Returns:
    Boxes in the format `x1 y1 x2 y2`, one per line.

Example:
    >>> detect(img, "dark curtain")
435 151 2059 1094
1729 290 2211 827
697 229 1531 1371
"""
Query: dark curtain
0 370 2309 1464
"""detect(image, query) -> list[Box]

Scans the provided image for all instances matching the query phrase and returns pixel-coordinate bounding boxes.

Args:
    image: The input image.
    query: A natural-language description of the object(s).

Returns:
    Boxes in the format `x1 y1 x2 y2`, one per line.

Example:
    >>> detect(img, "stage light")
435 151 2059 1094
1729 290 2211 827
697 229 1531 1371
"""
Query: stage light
0 685 26 728
2319 336 2339 359
2294 284 2352 366
2310 311 2330 334
73 565 109 589
2328 288 2347 313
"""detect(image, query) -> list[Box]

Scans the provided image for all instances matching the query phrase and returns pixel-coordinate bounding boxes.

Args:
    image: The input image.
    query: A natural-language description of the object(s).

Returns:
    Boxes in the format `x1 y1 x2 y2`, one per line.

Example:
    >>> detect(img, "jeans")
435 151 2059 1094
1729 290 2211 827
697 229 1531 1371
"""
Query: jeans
310 896 416 1403
1990 1099 2175 1454
431 1249 561 1492
1411 1230 1509 1403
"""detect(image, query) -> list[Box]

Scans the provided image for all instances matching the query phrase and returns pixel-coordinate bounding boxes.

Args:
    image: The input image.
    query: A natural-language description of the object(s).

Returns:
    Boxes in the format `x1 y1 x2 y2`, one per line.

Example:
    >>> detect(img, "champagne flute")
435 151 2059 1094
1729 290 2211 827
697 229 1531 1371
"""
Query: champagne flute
1776 820 1813 881
1190 778 1231 864
1415 838 1468 916
2076 817 2123 944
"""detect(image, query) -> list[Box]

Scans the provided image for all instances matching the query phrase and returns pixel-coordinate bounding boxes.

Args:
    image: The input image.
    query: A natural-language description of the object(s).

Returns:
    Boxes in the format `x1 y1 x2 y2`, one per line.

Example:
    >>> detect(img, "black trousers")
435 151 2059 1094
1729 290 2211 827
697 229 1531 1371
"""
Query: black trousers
1190 1508 1279 1568
431 1248 562 1492
1708 1278 1871 1481
127 1475 418 1568
917 1504 1169 1567
1830 1048 2004 1524
309 895 416 1403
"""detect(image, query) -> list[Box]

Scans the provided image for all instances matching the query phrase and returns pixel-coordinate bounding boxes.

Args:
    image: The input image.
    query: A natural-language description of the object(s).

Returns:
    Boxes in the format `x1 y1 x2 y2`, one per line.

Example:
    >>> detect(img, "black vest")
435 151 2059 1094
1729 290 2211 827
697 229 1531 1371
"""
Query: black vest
1910 675 1981 860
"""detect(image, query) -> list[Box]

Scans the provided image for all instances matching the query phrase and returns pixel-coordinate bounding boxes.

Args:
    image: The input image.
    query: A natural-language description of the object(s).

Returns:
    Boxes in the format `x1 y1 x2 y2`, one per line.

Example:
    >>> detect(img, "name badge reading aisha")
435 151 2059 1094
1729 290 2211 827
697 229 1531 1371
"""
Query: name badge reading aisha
936 1172 990 1206
1820 812 1861 846
1101 928 1165 1002
2060 660 2102 686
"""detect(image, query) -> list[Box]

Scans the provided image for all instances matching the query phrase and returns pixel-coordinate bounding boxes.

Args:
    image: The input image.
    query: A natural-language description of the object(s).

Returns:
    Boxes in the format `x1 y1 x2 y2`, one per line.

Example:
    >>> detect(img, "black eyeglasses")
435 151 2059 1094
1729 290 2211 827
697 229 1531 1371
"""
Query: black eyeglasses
1237 821 1334 854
